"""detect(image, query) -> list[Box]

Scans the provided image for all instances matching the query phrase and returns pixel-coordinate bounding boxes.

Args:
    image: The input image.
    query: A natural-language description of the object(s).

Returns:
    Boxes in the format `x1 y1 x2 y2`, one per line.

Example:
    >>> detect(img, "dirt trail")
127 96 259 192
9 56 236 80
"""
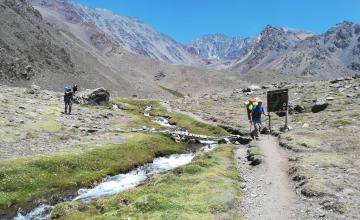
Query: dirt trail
236 135 298 220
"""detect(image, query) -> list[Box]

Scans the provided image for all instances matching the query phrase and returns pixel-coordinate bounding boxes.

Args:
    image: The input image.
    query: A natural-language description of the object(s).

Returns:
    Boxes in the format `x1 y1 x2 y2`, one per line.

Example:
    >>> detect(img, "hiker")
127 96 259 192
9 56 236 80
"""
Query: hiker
250 99 268 140
245 97 258 123
72 84 78 95
64 86 73 115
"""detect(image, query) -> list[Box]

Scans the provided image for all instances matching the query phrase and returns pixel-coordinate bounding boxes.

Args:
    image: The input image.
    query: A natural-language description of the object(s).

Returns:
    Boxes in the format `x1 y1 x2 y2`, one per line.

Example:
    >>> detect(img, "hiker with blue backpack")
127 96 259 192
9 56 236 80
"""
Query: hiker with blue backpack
63 85 78 115
250 99 268 140
64 86 73 115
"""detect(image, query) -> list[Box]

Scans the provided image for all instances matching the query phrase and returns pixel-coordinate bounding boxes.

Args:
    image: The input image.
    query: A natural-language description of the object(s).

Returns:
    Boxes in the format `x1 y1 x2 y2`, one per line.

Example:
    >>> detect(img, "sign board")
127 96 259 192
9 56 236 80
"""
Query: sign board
267 89 289 112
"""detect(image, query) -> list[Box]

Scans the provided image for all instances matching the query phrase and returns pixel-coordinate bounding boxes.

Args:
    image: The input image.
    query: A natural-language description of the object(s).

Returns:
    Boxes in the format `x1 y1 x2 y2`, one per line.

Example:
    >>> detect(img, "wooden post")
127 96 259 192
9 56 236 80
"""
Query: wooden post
268 113 271 132
285 108 288 129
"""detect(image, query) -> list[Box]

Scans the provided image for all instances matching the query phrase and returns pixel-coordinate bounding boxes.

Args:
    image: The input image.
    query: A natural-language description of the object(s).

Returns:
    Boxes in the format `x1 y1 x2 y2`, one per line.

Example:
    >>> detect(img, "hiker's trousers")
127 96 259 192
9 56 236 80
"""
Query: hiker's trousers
65 101 72 114
252 122 261 138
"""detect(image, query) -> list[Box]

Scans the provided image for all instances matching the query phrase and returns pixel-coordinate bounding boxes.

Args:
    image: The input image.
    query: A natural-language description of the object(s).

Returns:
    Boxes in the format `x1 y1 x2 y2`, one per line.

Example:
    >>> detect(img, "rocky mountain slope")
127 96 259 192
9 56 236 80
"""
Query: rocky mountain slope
2 0 246 99
0 0 139 94
230 22 360 78
186 34 253 63
26 0 360 79
28 0 198 65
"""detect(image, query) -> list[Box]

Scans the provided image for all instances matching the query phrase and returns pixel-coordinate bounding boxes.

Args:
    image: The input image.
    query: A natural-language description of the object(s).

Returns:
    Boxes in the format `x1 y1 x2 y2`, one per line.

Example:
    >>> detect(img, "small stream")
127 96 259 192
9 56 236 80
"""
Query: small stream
13 106 217 220
14 114 217 220
14 143 217 220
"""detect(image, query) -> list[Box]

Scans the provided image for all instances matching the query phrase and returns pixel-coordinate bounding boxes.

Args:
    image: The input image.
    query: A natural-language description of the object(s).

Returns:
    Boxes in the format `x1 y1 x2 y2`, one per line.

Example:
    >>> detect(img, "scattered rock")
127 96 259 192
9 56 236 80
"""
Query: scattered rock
311 100 329 113
302 123 309 128
288 156 298 162
112 104 119 110
25 84 41 94
19 133 27 140
154 71 166 81
219 137 231 144
247 145 262 166
226 135 252 145
292 175 306 182
320 200 346 214
301 187 325 198
261 85 272 89
260 127 271 134
330 77 345 84
293 105 305 113
276 111 287 117
242 85 261 93
271 130 282 137
240 182 246 189
218 125 247 136
279 126 292 132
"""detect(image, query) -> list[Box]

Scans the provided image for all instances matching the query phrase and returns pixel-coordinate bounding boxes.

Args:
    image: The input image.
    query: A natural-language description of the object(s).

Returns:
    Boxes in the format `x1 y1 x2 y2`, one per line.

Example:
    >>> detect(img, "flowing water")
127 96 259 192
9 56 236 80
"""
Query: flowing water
14 143 217 220
14 112 217 220
13 205 52 220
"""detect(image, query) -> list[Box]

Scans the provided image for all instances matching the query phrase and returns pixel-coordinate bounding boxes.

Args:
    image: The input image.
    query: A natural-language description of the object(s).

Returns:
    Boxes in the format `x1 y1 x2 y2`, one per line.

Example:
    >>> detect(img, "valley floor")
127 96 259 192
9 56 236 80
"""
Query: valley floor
0 85 240 219
1 77 359 219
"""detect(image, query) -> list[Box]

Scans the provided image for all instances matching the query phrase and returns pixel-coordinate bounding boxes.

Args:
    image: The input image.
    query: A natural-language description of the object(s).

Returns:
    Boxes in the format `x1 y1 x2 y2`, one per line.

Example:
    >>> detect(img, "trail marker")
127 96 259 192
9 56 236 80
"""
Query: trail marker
267 89 289 130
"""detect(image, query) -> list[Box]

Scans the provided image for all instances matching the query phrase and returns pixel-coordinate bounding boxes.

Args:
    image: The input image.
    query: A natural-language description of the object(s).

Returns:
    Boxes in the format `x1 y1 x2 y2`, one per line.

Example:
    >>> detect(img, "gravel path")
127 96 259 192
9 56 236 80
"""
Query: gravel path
236 135 298 220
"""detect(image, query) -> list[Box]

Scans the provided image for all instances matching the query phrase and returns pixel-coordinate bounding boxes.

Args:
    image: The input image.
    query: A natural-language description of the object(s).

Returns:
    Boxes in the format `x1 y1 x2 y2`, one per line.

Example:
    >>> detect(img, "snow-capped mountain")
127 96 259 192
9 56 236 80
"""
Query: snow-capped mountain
186 34 253 62
28 0 197 65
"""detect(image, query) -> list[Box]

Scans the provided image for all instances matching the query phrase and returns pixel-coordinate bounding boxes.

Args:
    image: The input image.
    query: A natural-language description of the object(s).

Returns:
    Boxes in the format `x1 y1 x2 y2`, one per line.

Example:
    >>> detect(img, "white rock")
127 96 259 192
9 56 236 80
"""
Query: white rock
302 123 310 128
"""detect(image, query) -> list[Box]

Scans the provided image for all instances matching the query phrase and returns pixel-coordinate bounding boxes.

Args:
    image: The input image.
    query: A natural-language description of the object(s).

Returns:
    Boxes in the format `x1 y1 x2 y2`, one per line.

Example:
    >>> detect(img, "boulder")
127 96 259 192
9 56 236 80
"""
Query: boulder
74 88 110 105
293 105 305 113
311 100 329 113
330 77 345 84
260 127 271 134
25 84 41 94
261 85 272 89
242 85 261 93
276 111 287 117
226 135 252 145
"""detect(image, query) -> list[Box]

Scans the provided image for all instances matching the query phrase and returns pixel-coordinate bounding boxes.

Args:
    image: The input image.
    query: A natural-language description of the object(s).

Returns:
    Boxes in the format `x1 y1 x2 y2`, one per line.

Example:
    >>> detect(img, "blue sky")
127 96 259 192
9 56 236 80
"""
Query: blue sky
74 0 360 44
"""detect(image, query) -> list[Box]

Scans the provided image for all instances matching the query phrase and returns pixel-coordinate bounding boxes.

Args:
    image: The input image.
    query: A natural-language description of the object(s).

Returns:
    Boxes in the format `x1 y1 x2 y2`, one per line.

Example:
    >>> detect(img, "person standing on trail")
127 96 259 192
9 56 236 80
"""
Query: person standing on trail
250 99 268 140
64 86 73 115
245 97 258 123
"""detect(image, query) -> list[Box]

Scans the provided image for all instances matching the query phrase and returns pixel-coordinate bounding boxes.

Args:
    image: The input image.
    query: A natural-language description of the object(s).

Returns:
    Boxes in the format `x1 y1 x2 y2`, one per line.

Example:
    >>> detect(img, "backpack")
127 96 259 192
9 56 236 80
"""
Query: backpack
252 105 263 118
246 98 258 111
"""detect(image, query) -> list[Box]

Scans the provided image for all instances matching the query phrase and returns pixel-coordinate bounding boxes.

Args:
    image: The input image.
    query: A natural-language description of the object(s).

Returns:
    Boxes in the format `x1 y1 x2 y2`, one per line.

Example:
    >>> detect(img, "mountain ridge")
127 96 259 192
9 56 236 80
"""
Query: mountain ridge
27 0 360 79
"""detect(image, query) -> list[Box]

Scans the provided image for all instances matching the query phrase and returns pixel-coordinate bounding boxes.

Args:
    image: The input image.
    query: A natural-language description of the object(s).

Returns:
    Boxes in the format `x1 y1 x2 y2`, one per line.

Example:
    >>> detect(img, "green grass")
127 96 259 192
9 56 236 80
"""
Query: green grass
50 145 242 220
167 112 228 137
112 98 228 137
331 119 352 128
0 133 185 210
297 138 321 149
159 86 184 98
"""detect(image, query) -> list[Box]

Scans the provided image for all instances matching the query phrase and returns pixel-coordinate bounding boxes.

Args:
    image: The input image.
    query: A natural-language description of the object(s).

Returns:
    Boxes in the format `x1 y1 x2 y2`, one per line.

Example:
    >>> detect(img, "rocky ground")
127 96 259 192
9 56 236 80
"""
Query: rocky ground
0 85 126 160
1 76 359 219
172 76 360 219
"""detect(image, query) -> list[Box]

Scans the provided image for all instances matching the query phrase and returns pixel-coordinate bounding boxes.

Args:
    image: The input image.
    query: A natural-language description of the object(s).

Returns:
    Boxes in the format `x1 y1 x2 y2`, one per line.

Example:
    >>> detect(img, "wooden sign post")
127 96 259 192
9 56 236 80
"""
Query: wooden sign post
267 89 289 130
